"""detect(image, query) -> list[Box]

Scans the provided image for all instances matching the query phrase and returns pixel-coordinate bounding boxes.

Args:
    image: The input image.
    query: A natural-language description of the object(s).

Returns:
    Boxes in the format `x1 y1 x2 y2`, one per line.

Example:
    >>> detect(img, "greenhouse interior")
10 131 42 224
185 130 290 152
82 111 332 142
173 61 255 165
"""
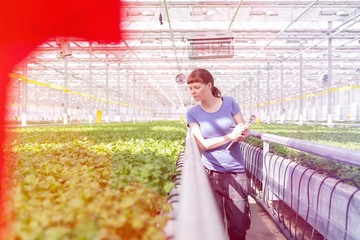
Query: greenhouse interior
1 1 360 240
5 0 360 125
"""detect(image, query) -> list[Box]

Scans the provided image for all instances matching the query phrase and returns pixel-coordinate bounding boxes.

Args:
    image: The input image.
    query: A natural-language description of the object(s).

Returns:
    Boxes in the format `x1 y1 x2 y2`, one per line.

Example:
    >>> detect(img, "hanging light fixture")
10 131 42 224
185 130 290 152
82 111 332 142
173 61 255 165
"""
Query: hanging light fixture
320 9 349 16
250 9 278 16
265 9 278 16
142 10 155 16
206 9 219 16
336 10 349 17
56 37 72 58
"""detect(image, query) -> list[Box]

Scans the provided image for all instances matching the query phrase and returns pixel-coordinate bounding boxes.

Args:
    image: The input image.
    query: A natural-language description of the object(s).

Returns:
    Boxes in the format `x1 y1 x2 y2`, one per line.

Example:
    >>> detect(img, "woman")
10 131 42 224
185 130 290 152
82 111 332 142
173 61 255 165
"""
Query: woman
186 68 251 240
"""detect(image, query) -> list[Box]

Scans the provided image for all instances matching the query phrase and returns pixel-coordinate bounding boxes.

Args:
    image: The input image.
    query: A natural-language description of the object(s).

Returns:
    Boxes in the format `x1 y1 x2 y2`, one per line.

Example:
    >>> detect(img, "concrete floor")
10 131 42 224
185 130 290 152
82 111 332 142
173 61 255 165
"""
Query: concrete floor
165 195 287 240
246 197 287 240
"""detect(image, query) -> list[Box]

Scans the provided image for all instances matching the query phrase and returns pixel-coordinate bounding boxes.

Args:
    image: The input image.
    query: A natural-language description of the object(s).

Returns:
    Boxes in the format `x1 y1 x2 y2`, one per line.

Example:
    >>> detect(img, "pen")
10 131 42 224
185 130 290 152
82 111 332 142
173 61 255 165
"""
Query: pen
226 115 256 150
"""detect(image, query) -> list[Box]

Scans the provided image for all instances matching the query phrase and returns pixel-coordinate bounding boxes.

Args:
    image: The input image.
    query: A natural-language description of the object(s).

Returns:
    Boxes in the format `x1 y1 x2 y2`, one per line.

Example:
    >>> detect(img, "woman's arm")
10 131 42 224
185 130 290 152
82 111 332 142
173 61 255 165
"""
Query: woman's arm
233 111 245 125
188 122 242 152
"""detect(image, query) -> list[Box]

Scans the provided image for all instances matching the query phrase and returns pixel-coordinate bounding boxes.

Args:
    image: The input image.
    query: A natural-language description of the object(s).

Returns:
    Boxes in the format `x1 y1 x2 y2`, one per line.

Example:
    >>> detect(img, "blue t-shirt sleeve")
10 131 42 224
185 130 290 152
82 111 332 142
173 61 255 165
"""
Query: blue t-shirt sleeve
230 97 241 115
186 109 197 125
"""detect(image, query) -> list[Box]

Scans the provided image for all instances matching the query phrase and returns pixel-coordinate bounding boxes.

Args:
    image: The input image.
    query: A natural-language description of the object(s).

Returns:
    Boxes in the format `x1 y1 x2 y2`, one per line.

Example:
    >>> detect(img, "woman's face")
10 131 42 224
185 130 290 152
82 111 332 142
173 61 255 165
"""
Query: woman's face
188 81 211 101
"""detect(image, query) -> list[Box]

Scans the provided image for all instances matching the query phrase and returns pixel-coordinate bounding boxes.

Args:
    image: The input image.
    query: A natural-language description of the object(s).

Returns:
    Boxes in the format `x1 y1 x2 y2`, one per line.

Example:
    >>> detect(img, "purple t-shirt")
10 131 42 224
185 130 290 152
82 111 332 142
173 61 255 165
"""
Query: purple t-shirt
186 96 245 172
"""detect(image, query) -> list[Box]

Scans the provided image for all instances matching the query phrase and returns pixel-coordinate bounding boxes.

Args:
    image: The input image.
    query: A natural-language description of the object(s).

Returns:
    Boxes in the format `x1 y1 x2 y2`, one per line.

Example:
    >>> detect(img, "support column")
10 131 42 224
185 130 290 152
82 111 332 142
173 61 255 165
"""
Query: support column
88 43 93 123
63 57 69 124
280 65 285 124
242 81 247 116
126 71 129 121
117 63 121 122
21 59 28 126
257 70 260 118
347 84 352 122
105 53 109 122
266 63 270 123
327 21 333 127
132 76 136 121
249 76 253 116
299 45 304 125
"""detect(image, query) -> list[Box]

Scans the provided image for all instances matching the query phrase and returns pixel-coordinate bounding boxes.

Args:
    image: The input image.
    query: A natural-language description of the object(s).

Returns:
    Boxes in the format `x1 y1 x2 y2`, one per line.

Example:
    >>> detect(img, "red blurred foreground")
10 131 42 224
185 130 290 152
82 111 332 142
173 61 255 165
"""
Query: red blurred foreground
0 1 122 238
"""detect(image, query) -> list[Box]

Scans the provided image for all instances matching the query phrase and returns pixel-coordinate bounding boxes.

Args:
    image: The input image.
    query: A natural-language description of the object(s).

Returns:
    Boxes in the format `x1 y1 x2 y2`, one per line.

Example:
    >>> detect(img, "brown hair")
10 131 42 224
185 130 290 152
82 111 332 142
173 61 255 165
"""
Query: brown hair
187 68 221 97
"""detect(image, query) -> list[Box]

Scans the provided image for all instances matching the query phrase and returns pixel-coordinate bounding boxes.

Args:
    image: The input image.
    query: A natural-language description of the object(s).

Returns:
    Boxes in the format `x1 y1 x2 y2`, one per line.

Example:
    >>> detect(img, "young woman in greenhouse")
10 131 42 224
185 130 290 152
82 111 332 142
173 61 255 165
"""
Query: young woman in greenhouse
186 68 251 240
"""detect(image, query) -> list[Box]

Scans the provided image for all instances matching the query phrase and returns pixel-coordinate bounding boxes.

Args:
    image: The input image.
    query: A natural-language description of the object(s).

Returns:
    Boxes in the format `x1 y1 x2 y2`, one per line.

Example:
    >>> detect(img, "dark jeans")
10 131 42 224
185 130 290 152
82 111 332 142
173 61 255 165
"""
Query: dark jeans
206 169 251 240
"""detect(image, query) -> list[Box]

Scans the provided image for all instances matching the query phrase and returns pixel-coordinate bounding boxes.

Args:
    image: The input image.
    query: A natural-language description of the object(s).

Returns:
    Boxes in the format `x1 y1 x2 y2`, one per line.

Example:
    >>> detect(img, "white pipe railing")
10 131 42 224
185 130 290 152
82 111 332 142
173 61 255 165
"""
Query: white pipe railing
260 132 360 167
171 129 228 240
168 129 360 240
242 131 360 240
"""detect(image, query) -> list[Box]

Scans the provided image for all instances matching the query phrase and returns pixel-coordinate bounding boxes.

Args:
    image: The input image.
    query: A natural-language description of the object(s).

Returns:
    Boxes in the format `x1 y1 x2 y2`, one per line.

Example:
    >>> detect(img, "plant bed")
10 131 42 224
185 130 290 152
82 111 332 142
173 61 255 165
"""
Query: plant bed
248 123 360 186
4 121 186 239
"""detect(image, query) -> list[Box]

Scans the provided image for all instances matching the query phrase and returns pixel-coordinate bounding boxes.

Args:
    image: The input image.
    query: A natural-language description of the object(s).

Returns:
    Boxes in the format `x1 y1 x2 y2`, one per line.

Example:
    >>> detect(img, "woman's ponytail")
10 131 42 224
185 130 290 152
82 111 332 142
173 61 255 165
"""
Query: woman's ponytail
212 86 221 97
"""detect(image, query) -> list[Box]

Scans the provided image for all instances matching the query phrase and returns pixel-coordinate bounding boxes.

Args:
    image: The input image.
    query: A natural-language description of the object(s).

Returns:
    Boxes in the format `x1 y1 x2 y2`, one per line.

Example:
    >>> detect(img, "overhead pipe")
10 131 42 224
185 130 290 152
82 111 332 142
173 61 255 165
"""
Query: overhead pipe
277 11 360 66
227 0 244 31
249 0 320 61
163 0 181 73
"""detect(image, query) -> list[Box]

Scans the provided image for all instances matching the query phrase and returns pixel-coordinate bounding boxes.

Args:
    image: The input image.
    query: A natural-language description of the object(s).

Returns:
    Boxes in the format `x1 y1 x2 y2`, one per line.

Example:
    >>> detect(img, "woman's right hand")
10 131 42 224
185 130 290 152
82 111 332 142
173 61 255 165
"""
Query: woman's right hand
230 123 247 140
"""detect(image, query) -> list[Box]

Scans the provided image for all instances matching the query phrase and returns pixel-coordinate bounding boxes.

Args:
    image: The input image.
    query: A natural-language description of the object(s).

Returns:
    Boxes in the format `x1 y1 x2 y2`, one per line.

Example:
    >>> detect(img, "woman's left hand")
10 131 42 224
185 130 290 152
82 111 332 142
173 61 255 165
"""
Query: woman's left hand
235 128 250 142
